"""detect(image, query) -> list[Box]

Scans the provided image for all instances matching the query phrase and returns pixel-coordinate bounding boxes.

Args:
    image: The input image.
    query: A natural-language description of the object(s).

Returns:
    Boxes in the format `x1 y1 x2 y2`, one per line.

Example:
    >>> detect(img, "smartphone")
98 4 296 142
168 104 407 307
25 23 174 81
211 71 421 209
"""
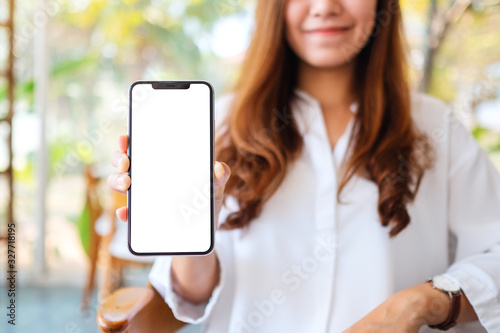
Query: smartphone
127 80 215 255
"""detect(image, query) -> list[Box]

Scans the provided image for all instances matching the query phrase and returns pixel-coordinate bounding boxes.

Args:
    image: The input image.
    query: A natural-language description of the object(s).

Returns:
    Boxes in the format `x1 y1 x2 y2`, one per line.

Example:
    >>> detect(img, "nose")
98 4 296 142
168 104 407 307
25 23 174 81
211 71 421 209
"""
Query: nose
309 0 343 18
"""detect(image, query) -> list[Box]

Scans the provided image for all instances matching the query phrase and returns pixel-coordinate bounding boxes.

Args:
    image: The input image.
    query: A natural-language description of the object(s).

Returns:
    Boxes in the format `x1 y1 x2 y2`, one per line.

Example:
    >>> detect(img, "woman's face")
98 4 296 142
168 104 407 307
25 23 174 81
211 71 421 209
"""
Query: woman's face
285 0 378 68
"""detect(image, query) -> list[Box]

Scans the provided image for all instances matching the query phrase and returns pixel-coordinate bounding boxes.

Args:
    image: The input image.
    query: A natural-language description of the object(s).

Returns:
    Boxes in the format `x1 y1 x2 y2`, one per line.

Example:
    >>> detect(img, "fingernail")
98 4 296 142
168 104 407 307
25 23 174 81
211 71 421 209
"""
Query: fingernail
116 208 124 221
118 156 125 168
215 161 225 179
117 175 126 186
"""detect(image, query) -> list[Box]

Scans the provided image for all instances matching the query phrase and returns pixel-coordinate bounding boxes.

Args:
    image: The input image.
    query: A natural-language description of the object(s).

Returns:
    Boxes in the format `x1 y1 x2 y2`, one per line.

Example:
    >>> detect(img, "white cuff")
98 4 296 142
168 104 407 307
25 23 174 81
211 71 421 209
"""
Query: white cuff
148 250 225 324
446 262 500 332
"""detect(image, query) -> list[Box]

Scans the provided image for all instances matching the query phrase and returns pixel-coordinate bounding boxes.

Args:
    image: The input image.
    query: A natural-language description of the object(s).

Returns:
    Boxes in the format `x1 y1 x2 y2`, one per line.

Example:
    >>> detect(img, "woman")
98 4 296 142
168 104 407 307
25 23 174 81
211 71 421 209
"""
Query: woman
108 0 500 332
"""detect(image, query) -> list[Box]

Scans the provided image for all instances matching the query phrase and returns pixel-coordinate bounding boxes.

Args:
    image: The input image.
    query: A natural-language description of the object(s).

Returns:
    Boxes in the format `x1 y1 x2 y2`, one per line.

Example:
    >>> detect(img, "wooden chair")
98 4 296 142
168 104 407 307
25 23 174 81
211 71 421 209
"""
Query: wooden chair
95 188 188 332
98 190 156 302
97 282 187 333
81 167 155 313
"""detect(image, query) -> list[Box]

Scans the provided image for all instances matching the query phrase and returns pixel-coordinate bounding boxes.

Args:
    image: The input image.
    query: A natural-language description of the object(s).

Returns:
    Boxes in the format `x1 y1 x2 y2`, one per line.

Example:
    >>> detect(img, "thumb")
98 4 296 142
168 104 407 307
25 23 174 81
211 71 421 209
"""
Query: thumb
214 161 231 186
214 161 231 203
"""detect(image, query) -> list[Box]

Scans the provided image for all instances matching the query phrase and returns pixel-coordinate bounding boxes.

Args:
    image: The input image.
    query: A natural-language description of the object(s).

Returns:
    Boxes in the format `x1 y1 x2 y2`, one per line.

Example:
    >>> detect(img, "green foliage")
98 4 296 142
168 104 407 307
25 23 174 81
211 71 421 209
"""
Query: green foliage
471 125 500 153
428 66 457 103
472 126 490 141
13 152 35 186
0 56 96 116
53 0 246 81
490 141 500 153
49 135 95 179
77 202 91 257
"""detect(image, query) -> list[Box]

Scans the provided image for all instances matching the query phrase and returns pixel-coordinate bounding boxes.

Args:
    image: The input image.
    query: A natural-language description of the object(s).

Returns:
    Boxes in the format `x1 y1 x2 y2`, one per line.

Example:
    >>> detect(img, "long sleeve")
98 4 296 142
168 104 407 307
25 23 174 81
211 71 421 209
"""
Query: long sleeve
148 227 234 324
443 109 500 331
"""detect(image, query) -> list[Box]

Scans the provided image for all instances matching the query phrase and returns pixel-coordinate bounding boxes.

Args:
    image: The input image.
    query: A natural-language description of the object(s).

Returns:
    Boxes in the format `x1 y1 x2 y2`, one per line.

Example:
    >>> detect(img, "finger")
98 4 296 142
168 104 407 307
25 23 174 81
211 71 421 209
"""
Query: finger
107 173 130 194
111 150 130 172
214 161 231 199
116 206 128 222
118 135 128 153
214 161 231 182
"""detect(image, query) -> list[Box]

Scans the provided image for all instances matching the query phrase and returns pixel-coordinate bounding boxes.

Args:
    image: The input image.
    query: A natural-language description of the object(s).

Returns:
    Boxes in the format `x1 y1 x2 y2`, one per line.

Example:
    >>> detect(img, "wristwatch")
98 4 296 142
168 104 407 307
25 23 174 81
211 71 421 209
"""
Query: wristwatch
427 274 462 330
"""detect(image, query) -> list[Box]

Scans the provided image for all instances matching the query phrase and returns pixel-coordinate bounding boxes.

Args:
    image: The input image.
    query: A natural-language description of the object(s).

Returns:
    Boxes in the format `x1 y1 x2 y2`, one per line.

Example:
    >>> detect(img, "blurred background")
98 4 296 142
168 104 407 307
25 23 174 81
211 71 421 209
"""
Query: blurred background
0 0 499 332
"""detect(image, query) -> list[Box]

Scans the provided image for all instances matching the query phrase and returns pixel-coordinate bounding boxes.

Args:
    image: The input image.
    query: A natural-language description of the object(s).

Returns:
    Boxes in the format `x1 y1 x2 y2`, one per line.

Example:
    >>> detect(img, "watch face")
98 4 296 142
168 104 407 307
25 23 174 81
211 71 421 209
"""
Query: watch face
432 275 461 293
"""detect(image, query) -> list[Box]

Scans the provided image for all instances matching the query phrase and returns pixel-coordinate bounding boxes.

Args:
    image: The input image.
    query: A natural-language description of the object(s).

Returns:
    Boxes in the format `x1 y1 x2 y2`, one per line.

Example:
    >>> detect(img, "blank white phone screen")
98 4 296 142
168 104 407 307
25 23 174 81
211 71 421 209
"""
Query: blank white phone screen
129 82 213 255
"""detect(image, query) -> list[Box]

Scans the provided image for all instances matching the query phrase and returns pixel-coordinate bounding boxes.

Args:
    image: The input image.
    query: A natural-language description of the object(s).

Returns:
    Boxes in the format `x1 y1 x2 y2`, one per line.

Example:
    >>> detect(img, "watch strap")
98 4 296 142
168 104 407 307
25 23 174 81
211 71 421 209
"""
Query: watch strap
428 280 462 330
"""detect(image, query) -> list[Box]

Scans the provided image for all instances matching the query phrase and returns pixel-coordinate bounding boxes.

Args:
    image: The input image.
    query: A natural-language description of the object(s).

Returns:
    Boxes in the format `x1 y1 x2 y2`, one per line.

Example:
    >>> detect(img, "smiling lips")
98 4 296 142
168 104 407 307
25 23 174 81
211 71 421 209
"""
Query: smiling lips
305 27 351 35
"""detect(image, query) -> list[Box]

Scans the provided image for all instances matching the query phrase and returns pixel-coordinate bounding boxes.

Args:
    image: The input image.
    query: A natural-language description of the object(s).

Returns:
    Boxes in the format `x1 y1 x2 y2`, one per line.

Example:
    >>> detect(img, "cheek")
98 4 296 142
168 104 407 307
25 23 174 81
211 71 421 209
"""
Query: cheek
350 0 377 22
347 2 378 50
285 1 307 52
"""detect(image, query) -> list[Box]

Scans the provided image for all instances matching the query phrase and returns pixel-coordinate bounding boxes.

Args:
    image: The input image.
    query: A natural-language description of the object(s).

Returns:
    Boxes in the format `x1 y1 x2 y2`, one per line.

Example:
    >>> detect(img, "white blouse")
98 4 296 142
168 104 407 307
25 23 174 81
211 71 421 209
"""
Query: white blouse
149 88 500 333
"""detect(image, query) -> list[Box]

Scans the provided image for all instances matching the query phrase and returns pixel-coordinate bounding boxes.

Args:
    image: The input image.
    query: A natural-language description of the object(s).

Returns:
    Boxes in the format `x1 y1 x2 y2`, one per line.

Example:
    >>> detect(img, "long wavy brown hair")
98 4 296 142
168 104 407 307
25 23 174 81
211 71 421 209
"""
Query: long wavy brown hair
215 0 434 237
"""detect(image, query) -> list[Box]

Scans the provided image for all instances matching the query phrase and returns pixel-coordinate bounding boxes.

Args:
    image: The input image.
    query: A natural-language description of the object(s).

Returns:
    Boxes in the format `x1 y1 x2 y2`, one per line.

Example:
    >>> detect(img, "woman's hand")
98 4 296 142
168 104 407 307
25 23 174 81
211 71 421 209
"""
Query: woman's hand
343 282 451 333
107 134 232 304
107 134 231 223
107 135 130 221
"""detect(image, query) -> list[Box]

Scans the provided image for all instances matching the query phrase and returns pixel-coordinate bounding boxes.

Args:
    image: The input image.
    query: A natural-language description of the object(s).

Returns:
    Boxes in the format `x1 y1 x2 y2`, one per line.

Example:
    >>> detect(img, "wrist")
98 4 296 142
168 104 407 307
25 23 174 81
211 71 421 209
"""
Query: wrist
419 281 452 326
407 282 451 327
171 252 219 304
385 283 449 330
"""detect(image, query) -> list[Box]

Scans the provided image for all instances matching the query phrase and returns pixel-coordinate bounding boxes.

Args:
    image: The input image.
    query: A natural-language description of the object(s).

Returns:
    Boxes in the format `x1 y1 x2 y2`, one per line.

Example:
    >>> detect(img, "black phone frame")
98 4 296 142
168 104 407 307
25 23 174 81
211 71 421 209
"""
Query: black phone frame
127 80 215 256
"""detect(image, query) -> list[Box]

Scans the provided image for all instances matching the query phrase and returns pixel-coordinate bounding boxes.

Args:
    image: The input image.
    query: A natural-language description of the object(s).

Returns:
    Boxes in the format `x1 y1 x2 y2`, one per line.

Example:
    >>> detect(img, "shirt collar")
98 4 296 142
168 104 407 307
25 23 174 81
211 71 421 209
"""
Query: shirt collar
291 87 357 167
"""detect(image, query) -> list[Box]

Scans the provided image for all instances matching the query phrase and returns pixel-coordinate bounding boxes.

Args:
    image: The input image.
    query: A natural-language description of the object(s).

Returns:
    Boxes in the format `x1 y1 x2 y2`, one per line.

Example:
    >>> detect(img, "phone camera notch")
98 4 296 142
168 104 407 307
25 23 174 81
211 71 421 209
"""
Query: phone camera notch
152 82 190 89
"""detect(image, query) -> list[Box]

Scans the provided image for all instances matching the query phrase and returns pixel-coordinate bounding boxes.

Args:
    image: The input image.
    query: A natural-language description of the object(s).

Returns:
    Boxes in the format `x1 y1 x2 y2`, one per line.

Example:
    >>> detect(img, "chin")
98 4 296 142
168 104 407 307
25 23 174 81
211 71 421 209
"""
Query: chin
303 53 356 69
